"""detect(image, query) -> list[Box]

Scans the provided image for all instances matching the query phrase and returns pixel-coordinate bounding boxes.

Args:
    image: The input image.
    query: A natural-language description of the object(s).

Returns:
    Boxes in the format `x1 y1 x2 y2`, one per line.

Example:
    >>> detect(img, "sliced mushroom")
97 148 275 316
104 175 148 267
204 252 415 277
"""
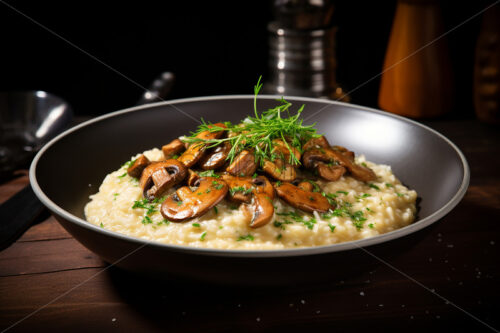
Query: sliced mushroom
303 136 330 151
127 154 150 178
161 177 228 222
273 139 301 163
317 163 347 181
187 169 200 186
162 139 185 159
249 175 275 228
262 159 296 181
226 150 257 177
177 123 226 168
297 181 314 192
262 139 300 181
275 182 333 213
198 141 232 170
303 146 375 182
331 145 355 161
139 160 187 200
221 174 253 203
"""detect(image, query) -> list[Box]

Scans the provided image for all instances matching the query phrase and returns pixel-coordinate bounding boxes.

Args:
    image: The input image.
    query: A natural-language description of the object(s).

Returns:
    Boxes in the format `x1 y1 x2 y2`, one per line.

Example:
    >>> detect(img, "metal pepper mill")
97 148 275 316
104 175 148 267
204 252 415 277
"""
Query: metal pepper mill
264 0 348 101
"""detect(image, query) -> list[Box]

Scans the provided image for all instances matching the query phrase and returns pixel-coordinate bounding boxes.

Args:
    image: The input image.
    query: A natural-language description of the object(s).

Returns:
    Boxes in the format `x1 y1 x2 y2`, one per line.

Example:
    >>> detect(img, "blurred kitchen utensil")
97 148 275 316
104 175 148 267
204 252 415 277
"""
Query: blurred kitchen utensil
0 72 175 250
0 91 73 180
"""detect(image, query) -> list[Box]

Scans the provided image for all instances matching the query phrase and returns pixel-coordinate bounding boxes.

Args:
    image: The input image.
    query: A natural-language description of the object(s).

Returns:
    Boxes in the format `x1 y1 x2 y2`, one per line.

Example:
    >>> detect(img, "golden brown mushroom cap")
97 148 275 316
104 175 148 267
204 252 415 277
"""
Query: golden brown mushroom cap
178 123 226 168
127 154 150 178
275 182 333 213
161 177 228 222
139 160 187 200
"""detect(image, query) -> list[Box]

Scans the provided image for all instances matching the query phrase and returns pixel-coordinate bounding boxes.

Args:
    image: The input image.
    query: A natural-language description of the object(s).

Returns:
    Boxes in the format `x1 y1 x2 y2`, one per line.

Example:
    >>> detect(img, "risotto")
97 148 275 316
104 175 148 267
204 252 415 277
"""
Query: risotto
84 148 417 250
84 90 417 249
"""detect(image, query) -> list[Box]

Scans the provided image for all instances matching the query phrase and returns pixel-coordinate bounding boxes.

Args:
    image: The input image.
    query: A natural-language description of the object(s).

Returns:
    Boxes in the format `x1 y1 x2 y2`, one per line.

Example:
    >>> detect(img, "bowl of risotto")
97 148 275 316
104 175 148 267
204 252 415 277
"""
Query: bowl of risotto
30 94 469 285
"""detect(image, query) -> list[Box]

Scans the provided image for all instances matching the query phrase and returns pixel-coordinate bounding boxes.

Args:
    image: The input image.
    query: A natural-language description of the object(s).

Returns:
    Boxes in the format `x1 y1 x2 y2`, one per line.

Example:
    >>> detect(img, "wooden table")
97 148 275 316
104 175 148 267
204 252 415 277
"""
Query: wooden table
1 119 499 332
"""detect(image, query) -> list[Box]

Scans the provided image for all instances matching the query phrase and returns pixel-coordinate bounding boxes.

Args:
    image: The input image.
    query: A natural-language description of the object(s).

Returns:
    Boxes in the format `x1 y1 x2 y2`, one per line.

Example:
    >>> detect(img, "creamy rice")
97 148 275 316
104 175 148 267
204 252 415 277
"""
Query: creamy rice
84 148 417 250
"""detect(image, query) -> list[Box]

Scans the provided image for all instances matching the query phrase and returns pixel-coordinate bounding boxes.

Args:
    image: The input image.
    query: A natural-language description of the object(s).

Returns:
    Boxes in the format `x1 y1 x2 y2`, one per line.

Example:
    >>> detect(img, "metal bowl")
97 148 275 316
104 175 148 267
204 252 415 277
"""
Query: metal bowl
30 96 469 285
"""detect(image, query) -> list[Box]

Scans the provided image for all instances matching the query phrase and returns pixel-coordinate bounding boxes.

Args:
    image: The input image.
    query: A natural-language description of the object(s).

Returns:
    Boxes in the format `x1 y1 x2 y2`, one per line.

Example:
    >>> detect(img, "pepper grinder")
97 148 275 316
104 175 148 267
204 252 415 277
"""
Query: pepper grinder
263 0 348 101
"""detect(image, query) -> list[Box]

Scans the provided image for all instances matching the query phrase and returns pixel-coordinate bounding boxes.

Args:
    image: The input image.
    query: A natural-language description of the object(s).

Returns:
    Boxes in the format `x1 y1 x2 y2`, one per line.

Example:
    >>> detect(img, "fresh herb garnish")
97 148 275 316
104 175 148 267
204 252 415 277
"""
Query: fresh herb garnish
100 222 104 228
396 192 404 197
213 206 218 214
182 77 319 166
273 219 293 230
192 223 200 228
118 172 127 179
142 216 153 224
276 234 283 240
122 158 136 169
336 190 348 195
237 234 254 241
369 184 380 191
368 223 374 228
328 223 336 232
276 211 316 230
354 193 371 201
385 183 393 188
198 170 220 178
200 231 207 241
229 186 253 195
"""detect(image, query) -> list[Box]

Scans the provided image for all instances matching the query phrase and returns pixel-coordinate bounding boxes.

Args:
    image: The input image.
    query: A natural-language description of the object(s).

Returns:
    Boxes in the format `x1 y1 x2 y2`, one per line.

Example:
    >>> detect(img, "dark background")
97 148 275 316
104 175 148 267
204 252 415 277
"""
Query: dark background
0 0 490 117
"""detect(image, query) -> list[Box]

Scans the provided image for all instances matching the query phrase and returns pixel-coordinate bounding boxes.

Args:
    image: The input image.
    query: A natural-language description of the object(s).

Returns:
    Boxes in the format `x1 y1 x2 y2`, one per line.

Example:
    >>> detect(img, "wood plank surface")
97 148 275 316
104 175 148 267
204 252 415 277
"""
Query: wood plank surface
0 119 499 332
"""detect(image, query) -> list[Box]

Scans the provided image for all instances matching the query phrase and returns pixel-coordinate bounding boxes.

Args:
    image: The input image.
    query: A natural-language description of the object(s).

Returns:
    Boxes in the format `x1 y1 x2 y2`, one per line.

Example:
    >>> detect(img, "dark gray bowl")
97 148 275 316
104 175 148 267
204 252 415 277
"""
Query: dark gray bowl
30 96 469 285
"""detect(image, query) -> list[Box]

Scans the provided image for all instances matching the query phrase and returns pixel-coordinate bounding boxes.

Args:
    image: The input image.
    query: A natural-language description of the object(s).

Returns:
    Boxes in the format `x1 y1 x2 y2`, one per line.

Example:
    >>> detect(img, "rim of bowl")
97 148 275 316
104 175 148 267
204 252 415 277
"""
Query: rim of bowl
30 95 470 258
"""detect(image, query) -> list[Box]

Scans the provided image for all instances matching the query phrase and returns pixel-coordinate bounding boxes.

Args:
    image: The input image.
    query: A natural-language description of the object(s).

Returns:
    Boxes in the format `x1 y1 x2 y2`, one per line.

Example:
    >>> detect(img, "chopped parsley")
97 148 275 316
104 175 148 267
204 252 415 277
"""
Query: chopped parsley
237 234 254 241
321 192 337 206
276 211 316 230
229 204 239 210
198 170 220 178
273 219 293 230
100 222 104 228
275 180 282 187
118 172 127 179
192 223 201 228
366 207 374 213
121 158 136 169
361 162 368 167
354 193 371 201
385 183 393 188
252 173 258 178
369 184 380 191
321 201 368 230
200 231 207 241
229 186 253 195
158 219 170 226
396 192 404 197
212 181 225 189
276 234 283 240
336 190 348 195
213 206 218 214
219 225 224 229
142 216 153 224
368 223 375 228
328 223 336 233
